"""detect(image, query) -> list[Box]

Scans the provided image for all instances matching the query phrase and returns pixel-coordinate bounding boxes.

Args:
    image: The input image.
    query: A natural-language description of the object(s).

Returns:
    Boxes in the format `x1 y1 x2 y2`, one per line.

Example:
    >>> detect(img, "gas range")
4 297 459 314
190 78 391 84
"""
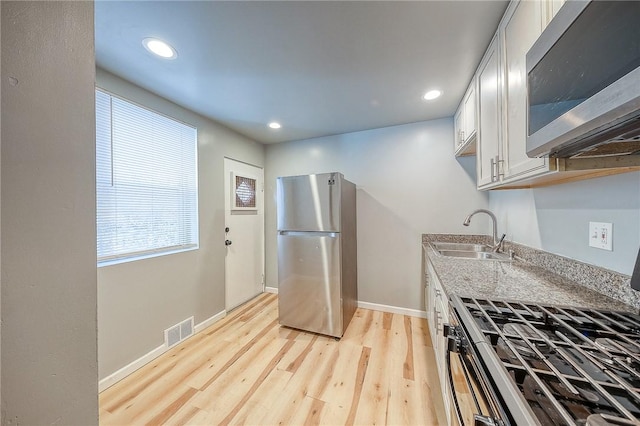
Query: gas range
448 295 640 426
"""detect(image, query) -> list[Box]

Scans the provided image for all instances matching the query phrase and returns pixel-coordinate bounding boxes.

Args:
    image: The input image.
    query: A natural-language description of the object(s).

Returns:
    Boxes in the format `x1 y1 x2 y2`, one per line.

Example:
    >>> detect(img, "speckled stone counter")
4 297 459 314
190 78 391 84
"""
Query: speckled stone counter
422 234 639 313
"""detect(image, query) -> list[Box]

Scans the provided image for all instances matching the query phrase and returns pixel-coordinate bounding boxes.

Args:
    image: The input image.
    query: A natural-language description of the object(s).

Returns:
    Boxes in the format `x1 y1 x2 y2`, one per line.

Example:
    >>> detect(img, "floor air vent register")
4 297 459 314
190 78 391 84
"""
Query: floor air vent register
164 317 194 348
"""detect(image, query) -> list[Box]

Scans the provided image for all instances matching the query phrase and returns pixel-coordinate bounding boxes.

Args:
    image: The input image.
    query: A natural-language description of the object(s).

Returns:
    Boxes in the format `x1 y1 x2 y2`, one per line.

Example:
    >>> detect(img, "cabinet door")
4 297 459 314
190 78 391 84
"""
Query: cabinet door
476 36 501 188
502 0 550 180
436 296 451 425
453 107 464 152
463 83 476 142
546 0 565 25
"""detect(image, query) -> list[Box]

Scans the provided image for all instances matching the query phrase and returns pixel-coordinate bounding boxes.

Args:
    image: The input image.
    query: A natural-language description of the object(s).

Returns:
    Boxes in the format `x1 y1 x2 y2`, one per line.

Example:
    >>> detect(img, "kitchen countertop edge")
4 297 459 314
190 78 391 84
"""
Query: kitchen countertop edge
422 233 639 313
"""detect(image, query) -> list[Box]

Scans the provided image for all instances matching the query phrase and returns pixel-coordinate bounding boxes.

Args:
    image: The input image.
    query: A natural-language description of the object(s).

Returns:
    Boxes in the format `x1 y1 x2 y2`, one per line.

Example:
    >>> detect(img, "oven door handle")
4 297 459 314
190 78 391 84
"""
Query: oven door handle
474 415 498 426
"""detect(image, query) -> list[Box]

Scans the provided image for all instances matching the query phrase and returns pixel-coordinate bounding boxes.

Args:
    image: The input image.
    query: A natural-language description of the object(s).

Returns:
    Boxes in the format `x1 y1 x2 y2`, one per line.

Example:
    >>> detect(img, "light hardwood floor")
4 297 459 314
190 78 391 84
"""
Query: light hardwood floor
100 293 446 425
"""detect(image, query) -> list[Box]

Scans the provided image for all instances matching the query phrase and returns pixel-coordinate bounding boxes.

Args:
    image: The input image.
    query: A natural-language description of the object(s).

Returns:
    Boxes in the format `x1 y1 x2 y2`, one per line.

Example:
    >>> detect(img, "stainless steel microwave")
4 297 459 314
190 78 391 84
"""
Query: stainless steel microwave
526 1 640 159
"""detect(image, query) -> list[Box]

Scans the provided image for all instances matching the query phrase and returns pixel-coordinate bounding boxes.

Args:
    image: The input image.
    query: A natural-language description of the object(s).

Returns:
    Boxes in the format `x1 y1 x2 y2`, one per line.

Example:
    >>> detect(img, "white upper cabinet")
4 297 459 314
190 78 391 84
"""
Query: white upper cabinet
469 0 638 189
454 79 477 156
454 107 464 152
475 0 561 190
463 83 477 144
502 0 550 181
476 35 502 188
546 0 565 24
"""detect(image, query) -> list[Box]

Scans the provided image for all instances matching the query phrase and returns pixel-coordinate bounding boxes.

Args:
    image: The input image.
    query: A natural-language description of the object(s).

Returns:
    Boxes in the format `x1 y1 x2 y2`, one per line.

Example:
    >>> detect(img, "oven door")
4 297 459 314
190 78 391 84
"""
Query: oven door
446 315 504 425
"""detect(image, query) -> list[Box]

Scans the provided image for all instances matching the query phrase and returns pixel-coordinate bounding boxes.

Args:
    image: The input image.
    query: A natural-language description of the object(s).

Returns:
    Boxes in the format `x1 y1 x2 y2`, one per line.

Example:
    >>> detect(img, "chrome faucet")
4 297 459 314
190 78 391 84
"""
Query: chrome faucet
463 209 505 252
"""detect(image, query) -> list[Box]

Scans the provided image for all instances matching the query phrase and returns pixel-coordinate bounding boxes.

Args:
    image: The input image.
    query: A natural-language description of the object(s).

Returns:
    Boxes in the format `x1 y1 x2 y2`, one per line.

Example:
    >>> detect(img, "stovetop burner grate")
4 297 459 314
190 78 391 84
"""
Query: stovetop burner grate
456 297 640 425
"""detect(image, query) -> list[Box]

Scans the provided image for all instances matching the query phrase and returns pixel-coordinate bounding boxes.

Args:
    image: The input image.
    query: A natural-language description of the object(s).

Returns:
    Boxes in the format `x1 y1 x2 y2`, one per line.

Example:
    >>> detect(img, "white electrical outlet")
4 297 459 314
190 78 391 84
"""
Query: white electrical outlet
589 222 613 251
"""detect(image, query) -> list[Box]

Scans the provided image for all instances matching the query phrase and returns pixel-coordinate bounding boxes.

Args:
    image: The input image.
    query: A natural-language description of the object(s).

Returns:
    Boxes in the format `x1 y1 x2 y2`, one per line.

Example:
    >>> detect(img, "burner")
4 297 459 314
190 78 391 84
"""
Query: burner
595 337 640 356
502 323 544 359
585 413 640 426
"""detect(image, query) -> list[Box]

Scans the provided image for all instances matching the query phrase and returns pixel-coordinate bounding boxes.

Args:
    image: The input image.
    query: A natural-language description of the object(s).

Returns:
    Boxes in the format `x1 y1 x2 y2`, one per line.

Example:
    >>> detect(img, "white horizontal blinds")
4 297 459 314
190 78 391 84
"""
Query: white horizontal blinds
96 89 198 262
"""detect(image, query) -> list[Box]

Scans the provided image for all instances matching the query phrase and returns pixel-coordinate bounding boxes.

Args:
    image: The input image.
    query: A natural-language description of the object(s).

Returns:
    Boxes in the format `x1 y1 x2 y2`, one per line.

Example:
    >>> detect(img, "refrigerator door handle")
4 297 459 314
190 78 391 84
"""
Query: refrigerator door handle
278 231 338 238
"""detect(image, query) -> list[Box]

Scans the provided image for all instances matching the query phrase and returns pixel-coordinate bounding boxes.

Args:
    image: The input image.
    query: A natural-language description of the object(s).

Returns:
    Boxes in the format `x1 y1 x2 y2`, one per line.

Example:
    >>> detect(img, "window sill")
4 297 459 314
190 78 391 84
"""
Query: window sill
98 245 199 268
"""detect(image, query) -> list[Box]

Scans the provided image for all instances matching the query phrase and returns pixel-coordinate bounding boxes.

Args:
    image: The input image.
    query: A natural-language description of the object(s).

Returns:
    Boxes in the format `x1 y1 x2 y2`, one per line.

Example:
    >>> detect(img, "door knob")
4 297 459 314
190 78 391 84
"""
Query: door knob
225 240 232 246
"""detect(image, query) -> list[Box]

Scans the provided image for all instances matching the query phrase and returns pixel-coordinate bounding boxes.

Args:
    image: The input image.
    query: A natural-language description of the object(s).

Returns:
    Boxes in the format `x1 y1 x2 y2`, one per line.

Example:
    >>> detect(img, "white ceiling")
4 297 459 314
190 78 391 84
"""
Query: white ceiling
95 1 508 144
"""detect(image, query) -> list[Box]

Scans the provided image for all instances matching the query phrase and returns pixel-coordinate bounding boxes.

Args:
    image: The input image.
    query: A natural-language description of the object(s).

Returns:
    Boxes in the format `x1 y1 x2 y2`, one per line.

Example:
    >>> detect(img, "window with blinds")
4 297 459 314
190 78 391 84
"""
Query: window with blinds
96 89 199 264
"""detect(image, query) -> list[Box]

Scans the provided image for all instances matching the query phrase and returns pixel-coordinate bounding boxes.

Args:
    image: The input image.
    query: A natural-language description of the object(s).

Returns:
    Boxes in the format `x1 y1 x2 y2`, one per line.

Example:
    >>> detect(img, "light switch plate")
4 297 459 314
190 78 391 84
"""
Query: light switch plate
589 222 613 251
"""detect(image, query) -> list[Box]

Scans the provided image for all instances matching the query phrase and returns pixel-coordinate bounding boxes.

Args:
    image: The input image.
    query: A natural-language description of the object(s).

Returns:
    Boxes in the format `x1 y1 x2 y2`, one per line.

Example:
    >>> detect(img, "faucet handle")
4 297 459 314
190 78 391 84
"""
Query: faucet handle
493 234 506 252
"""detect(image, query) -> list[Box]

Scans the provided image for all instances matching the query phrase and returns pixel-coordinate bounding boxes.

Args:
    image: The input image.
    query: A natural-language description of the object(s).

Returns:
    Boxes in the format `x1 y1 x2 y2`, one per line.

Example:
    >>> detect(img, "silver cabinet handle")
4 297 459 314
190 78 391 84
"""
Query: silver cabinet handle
490 157 496 182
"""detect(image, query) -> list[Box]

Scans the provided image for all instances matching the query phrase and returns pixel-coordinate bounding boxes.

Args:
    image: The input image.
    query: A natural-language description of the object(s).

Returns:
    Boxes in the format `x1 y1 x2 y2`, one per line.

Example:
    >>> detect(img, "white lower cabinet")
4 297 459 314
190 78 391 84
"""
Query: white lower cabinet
425 259 451 425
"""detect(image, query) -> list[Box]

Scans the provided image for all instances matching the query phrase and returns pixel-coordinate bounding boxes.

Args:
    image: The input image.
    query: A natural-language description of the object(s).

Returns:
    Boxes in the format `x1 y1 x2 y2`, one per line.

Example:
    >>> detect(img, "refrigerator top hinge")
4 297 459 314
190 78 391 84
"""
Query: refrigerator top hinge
328 178 336 185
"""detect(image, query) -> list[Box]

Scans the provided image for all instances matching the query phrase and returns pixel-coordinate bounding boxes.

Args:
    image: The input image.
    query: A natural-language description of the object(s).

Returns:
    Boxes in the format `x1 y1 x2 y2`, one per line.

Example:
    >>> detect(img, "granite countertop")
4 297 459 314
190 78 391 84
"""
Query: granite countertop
423 235 638 313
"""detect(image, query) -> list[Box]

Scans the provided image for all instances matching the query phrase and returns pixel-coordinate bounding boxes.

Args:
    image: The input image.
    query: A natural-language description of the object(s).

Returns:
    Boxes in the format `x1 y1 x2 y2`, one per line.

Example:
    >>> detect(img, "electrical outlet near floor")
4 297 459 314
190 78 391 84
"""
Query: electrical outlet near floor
589 222 613 251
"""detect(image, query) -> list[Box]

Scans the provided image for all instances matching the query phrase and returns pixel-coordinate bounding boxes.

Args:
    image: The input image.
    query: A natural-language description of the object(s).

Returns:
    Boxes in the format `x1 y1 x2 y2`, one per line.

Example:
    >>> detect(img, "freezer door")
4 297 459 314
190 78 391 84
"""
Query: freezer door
276 173 341 232
277 231 343 337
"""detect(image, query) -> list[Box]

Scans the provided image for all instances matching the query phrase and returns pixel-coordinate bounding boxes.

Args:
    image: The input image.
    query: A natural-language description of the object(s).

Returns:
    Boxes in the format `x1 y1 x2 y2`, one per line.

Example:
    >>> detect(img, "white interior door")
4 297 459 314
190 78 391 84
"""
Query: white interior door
224 158 264 310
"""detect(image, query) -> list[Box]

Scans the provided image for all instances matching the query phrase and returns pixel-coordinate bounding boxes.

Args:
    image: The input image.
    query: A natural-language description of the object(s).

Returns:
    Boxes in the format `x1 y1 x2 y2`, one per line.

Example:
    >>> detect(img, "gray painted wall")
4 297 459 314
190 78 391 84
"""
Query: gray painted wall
490 172 640 275
1 2 98 424
0 2 3 412
265 118 490 311
96 69 265 379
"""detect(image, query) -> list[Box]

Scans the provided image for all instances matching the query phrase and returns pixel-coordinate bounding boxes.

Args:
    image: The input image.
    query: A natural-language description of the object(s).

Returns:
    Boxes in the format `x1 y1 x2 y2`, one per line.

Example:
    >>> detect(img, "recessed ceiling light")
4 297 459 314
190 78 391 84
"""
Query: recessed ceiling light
142 38 177 60
423 90 442 101
268 122 281 129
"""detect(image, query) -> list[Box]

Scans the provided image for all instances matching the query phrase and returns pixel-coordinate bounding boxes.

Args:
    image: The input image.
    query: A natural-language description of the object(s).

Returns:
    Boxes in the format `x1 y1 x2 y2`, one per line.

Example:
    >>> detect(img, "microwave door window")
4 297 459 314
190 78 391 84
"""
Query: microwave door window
528 1 640 136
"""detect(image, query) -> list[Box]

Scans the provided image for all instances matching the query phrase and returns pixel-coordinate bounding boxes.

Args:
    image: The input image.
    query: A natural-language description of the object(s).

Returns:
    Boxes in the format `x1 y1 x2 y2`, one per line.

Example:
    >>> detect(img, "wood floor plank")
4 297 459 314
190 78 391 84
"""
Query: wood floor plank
284 334 318 373
218 338 297 425
302 396 326 426
345 345 372 425
197 318 278 391
225 368 293 425
403 315 415 381
99 293 446 426
145 386 199 426
190 327 285 418
162 404 201 426
413 327 447 425
353 327 391 425
257 339 339 425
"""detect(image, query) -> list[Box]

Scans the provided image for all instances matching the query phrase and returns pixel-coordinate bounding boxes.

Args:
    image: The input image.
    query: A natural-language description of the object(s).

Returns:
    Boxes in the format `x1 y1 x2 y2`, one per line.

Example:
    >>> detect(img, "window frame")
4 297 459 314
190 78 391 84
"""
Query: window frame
95 87 199 266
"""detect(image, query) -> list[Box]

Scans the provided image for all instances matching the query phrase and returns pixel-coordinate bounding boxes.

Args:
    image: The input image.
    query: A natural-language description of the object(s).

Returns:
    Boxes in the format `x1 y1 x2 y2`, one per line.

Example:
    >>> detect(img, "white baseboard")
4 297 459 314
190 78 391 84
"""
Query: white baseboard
357 301 427 319
265 286 278 294
99 309 226 393
194 310 226 334
98 344 166 392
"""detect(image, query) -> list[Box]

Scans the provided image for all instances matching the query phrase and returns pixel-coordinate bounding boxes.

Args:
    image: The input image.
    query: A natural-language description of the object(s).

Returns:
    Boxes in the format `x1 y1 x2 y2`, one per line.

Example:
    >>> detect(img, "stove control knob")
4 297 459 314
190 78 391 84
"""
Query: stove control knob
447 335 461 353
443 323 452 337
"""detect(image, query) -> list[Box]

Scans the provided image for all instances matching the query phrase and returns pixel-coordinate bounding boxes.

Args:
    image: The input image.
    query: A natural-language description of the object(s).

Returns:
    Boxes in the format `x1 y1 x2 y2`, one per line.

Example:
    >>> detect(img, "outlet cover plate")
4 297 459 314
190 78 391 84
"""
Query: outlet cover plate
589 222 613 251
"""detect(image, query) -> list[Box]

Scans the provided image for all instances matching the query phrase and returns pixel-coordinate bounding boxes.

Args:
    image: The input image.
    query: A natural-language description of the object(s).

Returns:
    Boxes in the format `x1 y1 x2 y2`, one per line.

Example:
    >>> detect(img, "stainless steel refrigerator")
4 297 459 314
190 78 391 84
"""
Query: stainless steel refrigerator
276 172 357 338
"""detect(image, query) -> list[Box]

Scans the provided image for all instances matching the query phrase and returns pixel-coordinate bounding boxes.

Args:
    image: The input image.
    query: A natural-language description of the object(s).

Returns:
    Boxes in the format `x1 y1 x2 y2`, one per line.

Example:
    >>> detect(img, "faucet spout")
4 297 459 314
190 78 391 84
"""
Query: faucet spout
462 209 499 247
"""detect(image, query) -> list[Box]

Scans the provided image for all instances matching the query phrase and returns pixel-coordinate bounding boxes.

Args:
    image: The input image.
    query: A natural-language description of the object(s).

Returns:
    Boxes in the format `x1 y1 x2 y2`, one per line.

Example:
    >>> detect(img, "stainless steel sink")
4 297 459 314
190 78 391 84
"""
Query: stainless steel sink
431 242 493 252
436 250 511 261
430 242 512 261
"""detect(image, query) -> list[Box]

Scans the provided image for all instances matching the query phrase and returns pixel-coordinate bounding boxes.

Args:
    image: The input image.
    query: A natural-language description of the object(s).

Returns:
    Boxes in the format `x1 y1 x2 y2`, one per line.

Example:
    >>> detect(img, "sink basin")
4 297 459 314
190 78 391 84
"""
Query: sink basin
436 250 511 261
431 242 492 252
429 241 512 261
